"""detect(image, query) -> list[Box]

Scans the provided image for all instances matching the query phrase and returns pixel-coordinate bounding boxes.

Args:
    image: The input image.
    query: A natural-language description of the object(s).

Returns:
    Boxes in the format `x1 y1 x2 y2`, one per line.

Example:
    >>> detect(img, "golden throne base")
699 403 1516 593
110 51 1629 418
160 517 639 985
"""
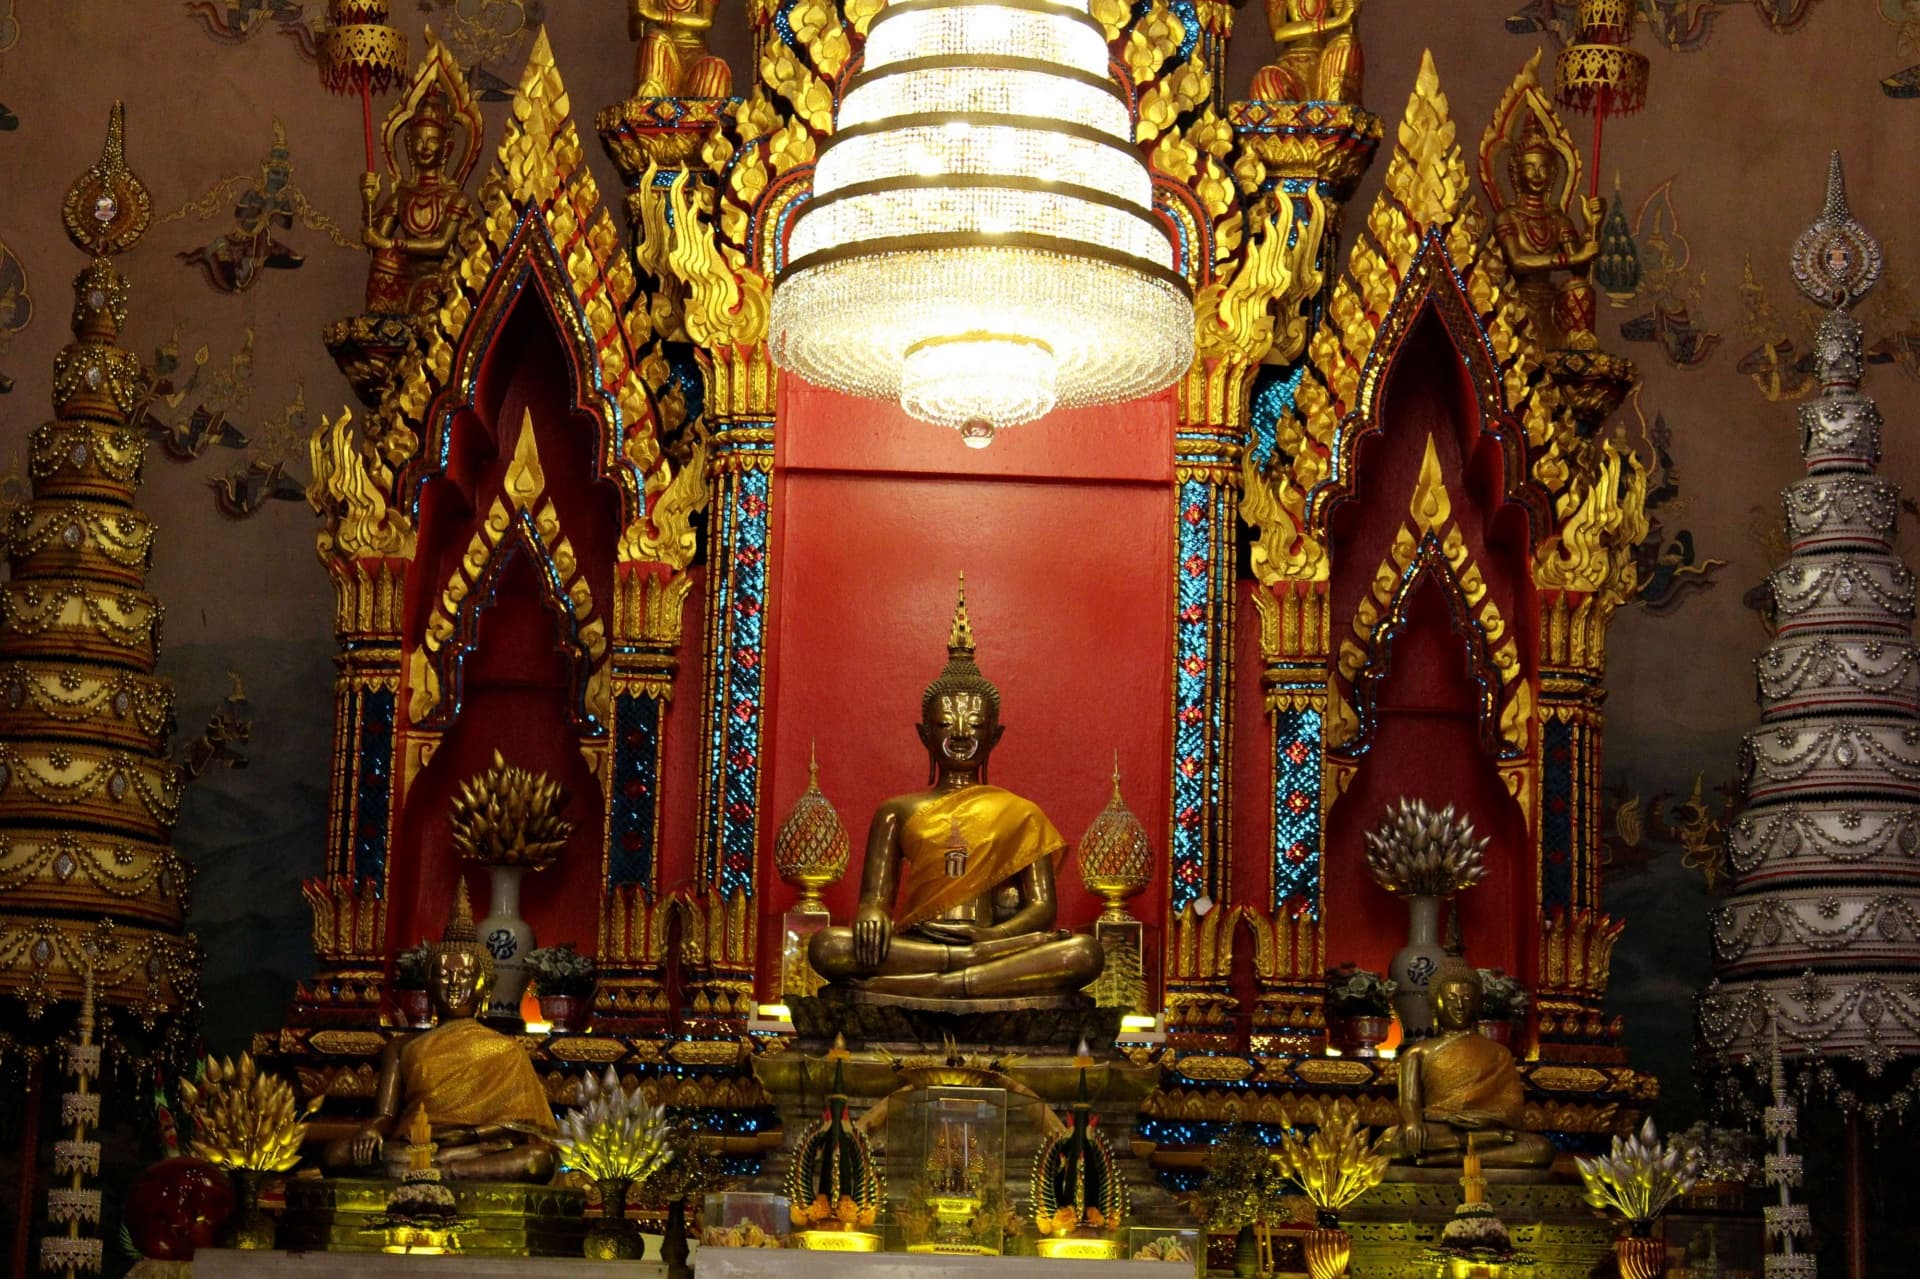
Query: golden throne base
280 1177 588 1256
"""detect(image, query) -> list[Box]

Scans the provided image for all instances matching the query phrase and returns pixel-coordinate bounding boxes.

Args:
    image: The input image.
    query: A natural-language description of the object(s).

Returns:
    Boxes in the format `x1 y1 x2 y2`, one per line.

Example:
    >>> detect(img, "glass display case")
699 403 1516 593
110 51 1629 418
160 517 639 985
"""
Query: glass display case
700 1191 790 1249
883 1085 1019 1256
1126 1225 1204 1271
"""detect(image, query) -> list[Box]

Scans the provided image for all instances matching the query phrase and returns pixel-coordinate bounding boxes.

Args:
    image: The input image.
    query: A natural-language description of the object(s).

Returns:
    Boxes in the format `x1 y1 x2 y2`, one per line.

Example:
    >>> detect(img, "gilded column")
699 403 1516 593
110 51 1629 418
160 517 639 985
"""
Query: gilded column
0 106 197 1053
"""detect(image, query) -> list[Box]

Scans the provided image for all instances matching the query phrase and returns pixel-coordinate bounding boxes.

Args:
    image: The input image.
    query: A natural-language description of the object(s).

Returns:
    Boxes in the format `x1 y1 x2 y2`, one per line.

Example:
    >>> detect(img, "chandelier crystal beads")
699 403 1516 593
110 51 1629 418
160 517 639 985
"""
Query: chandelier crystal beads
768 0 1195 445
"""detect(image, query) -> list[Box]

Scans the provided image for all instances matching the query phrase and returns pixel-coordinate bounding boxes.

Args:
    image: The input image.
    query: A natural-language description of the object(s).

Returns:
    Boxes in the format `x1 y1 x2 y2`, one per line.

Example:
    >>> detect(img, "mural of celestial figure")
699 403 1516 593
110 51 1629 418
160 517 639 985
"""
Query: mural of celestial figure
1249 0 1365 103
363 84 479 316
168 120 352 293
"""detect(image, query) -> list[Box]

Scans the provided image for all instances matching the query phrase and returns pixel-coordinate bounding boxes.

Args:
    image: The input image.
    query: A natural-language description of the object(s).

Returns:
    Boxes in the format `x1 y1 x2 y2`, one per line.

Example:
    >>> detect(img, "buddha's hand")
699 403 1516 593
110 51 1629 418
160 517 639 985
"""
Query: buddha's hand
916 920 978 944
853 904 892 968
350 1123 384 1166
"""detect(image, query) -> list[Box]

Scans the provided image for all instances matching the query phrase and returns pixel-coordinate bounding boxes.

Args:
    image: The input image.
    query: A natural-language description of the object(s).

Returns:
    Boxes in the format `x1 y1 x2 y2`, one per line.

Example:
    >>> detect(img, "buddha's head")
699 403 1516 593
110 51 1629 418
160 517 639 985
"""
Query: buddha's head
1427 955 1483 1032
427 879 495 1020
919 575 1004 780
1509 113 1559 203
405 87 454 173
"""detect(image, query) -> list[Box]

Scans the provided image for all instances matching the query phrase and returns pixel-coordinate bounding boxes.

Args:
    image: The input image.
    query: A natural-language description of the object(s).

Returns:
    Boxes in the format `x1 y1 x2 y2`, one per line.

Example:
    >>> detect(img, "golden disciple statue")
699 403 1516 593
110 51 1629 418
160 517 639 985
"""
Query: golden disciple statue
808 581 1104 1002
1249 0 1365 105
629 0 732 98
1480 58 1606 351
362 80 479 317
322 882 558 1181
1379 957 1553 1169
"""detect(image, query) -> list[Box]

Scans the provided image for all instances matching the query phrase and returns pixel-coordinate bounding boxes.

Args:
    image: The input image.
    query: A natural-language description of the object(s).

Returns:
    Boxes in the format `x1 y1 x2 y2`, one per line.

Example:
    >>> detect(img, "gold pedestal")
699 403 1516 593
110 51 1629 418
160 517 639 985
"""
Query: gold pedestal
281 1178 588 1256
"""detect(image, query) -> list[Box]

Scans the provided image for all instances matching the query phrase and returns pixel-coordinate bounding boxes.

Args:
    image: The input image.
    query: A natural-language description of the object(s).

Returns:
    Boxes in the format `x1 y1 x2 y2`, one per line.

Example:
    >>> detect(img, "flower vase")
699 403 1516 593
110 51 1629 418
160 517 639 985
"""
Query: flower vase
1477 1018 1513 1048
584 1178 645 1260
1303 1224 1352 1279
1390 893 1446 1037
1231 1222 1260 1278
222 1168 275 1250
661 1197 692 1279
1615 1231 1665 1279
477 865 534 1026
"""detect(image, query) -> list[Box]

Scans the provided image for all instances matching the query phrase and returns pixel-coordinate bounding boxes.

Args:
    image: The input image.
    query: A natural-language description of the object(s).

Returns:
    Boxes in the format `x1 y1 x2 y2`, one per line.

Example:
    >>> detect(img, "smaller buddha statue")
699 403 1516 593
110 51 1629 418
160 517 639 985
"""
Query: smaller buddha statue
1379 956 1553 1169
362 84 477 317
1489 111 1607 351
321 881 558 1181
1248 0 1365 105
806 580 1104 1002
629 0 732 99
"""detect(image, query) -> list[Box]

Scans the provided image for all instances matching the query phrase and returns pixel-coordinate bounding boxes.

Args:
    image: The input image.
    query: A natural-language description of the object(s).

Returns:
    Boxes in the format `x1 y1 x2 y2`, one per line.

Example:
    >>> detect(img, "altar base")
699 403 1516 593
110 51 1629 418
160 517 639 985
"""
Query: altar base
1345 1180 1614 1279
195 1254 660 1278
788 989 1122 1049
279 1178 589 1256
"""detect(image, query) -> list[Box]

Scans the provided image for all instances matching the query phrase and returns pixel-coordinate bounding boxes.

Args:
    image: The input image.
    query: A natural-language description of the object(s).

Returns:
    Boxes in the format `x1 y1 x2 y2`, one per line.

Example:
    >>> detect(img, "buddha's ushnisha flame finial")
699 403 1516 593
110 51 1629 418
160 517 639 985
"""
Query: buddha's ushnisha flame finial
949 572 975 658
444 878 477 944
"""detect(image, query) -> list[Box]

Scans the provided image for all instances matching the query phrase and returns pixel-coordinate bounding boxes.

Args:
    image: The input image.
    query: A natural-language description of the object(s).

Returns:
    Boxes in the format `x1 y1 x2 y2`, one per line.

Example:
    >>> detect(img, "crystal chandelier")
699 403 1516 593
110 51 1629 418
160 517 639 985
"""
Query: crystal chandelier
768 0 1195 446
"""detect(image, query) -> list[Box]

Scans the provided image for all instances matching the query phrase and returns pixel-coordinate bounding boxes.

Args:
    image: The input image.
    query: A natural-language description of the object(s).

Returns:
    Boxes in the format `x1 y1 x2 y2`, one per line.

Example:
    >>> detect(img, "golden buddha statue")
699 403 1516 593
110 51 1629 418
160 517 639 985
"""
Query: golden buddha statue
1248 0 1365 105
807 581 1104 1002
362 84 477 317
1379 957 1552 1169
1489 110 1606 351
321 881 557 1181
629 0 732 98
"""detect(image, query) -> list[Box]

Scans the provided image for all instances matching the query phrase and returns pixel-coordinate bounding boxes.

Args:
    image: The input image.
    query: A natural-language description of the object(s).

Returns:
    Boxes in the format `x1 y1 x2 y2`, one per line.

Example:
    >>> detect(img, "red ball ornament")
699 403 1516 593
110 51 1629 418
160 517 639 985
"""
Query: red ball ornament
126 1157 234 1261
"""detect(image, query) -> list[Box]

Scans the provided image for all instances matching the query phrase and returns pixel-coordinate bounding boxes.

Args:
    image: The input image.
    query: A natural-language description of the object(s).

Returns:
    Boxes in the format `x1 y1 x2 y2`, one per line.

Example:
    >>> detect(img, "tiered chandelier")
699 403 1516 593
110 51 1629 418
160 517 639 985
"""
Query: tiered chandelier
768 0 1195 446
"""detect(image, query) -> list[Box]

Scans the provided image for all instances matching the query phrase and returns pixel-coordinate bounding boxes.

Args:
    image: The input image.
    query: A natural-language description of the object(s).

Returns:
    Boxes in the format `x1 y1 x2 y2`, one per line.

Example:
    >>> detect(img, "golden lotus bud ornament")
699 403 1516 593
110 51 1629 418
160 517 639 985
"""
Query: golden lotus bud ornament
1078 756 1152 924
448 750 573 869
773 745 850 910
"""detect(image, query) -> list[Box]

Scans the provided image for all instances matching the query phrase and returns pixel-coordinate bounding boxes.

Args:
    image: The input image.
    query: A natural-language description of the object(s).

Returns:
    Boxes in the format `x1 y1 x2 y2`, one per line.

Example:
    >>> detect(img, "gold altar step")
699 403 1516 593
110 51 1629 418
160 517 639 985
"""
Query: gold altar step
280 1177 590 1257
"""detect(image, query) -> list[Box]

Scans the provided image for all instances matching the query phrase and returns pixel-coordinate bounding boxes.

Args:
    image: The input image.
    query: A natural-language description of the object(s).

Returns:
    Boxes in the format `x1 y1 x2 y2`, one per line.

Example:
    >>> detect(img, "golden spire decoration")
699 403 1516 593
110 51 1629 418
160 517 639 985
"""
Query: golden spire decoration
773 742 851 910
1078 752 1152 924
0 103 196 1037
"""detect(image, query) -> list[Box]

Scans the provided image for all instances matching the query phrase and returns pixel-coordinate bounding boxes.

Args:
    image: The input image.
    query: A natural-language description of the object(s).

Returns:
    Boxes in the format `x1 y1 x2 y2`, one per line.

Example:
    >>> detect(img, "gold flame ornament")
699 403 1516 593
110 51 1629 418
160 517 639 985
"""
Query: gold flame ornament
175 1053 315 1173
1273 1100 1389 1223
774 744 851 909
448 750 574 868
1078 755 1152 923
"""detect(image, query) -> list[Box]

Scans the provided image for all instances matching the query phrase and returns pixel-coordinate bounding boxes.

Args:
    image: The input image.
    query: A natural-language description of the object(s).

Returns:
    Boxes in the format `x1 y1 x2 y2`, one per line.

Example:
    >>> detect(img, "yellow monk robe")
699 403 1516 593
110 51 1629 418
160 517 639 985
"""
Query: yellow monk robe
1417 1032 1526 1129
395 1018 557 1135
896 785 1067 930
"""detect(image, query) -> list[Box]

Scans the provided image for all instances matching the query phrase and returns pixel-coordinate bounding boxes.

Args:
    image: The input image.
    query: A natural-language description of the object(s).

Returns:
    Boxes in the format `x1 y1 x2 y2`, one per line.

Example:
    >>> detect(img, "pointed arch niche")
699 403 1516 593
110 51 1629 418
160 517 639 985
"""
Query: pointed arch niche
387 287 624 961
1320 303 1540 984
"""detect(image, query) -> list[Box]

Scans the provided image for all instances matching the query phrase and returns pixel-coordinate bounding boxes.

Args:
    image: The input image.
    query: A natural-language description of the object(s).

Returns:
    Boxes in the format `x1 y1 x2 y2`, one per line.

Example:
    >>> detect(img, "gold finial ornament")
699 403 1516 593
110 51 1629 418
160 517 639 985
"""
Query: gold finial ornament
61 102 151 257
1078 755 1152 924
774 744 851 909
448 750 574 869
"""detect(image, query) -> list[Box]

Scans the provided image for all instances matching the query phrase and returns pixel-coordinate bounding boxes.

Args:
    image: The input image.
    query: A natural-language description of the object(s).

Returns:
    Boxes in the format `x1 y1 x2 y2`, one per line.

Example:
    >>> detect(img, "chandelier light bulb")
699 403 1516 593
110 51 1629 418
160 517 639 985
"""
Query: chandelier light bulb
768 0 1194 442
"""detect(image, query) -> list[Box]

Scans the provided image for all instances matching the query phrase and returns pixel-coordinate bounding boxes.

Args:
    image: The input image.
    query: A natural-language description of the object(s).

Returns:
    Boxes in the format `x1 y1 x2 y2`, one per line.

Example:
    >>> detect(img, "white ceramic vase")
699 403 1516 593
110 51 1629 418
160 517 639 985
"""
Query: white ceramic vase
1389 894 1446 1038
478 864 534 1024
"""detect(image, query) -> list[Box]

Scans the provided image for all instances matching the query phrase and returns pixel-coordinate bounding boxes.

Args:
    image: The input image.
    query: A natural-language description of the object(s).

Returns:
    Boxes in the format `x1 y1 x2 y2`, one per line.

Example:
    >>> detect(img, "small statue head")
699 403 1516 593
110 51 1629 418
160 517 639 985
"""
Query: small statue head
1508 111 1559 202
404 86 455 172
1427 954 1483 1032
919 575 1004 781
427 878 495 1020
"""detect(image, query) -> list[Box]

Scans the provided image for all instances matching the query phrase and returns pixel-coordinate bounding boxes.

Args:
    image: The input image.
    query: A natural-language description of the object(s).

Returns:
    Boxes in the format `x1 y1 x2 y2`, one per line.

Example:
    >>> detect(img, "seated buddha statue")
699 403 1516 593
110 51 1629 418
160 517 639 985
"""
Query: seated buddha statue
321 881 557 1181
1490 111 1607 351
1379 956 1552 1169
362 85 477 317
807 581 1104 1002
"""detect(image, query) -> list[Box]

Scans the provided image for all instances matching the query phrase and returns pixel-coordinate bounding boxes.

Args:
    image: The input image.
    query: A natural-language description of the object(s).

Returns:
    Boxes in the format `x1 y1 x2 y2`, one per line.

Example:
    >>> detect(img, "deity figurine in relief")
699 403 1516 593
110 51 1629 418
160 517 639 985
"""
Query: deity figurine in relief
1249 0 1365 105
1480 55 1607 350
362 49 482 318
